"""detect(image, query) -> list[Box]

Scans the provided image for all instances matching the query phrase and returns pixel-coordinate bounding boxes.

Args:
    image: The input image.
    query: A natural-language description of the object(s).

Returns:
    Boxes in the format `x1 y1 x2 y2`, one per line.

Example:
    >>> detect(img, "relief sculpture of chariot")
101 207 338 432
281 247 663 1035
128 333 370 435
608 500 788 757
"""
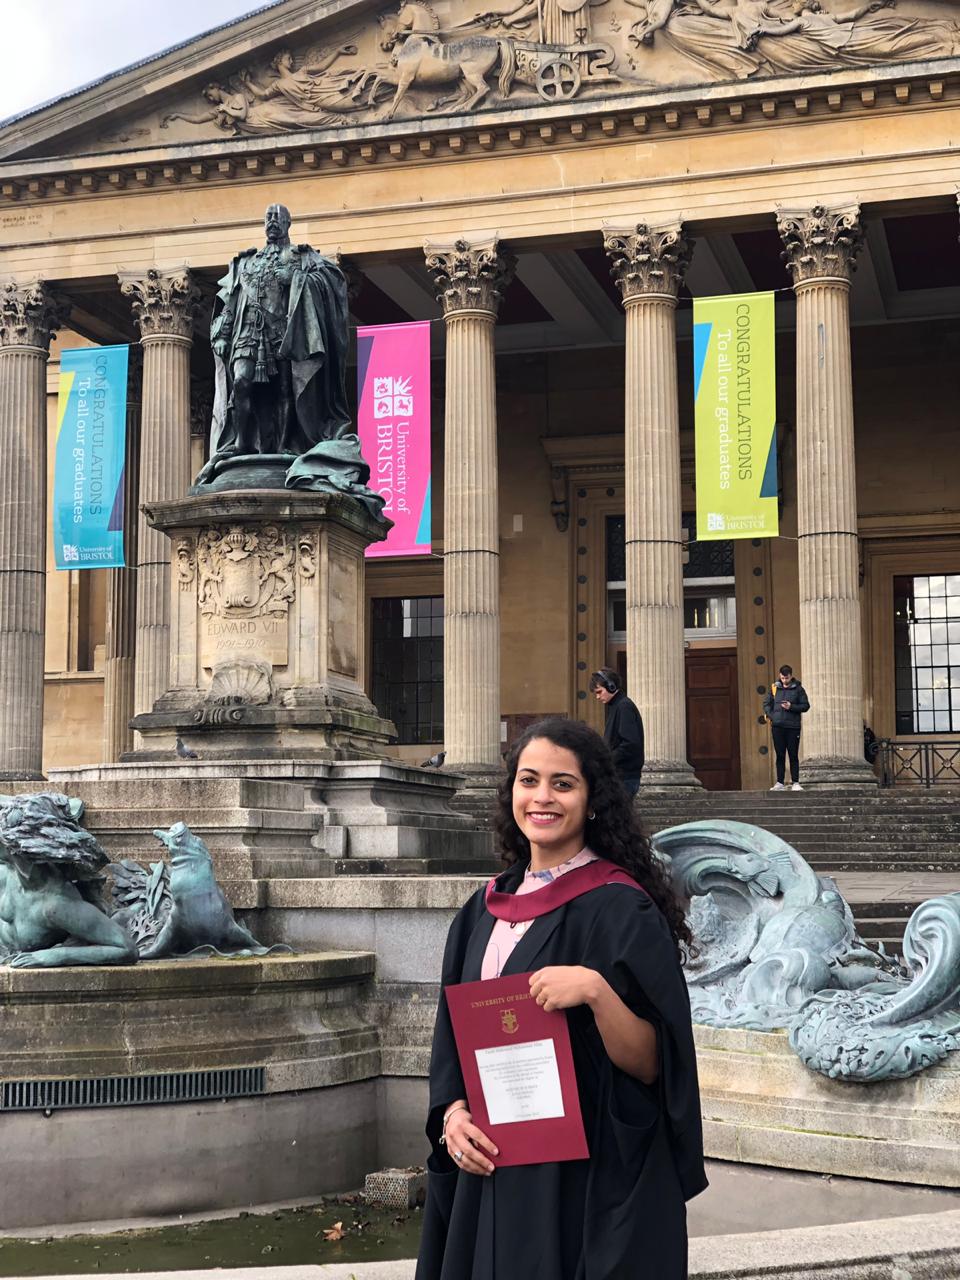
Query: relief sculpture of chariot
353 0 621 117
157 0 960 137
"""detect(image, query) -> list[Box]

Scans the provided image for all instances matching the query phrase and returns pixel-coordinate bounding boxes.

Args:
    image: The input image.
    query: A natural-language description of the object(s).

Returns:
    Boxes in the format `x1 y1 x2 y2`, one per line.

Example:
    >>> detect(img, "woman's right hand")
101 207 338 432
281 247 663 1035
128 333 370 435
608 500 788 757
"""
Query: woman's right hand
445 1107 499 1176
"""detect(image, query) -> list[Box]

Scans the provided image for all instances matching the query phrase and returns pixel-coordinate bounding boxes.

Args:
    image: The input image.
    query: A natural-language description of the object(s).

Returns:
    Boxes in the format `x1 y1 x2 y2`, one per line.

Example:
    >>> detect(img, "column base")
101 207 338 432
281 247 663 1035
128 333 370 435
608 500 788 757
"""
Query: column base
797 756 878 789
639 759 704 792
0 770 45 783
442 763 505 829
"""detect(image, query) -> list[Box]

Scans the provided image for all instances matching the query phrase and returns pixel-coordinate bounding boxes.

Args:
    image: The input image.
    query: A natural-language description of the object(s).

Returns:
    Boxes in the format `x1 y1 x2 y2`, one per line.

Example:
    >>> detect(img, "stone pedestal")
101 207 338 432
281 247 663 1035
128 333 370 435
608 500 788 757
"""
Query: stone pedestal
44 758 495 883
129 489 394 760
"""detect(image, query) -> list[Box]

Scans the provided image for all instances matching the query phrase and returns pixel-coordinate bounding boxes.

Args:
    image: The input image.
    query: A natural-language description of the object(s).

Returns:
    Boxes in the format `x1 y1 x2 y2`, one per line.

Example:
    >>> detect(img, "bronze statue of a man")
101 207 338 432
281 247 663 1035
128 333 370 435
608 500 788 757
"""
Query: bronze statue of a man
195 205 387 521
207 202 352 458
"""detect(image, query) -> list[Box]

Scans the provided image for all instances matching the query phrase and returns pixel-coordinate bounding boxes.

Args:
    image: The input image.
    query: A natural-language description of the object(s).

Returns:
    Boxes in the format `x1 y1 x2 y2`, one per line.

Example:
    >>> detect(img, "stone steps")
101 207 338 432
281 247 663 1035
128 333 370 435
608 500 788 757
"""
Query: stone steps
645 788 960 953
808 859 960 874
642 790 960 885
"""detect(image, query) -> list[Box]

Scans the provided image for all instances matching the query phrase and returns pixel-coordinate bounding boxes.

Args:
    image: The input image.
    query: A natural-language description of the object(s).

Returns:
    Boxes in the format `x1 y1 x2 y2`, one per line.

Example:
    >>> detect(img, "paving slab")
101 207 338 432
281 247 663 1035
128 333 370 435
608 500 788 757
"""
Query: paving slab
830 870 960 903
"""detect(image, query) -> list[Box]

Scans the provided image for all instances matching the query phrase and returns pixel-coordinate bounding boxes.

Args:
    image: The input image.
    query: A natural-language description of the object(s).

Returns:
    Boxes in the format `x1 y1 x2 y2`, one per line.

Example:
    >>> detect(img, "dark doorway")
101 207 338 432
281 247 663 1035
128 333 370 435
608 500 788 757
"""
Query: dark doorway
686 649 741 790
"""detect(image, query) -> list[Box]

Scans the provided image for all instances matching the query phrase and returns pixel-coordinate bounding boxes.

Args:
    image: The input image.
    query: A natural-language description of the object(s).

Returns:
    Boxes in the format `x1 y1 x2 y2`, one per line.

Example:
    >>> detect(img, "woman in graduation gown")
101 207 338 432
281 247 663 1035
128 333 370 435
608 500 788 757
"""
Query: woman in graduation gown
415 718 707 1280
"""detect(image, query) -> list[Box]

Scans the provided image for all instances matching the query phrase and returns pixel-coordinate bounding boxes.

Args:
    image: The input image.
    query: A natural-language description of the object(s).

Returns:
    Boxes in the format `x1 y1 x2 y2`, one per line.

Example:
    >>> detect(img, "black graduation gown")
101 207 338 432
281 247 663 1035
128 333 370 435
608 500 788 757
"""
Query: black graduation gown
416 863 708 1280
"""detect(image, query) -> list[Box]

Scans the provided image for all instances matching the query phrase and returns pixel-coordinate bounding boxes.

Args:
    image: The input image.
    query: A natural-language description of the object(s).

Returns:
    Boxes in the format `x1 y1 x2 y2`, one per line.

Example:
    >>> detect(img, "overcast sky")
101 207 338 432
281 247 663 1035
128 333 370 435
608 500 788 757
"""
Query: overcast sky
1 1 270 122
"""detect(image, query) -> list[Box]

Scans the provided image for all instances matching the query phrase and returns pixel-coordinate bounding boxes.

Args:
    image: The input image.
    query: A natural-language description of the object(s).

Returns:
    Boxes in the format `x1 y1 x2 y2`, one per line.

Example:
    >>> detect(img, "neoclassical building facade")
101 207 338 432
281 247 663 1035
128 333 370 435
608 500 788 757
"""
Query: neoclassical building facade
0 0 958 789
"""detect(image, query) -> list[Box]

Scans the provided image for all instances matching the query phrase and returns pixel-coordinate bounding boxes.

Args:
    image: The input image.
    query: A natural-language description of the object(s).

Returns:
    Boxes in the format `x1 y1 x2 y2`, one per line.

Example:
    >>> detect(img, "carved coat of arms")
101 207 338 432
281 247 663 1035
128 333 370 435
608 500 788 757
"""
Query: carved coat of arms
197 525 296 619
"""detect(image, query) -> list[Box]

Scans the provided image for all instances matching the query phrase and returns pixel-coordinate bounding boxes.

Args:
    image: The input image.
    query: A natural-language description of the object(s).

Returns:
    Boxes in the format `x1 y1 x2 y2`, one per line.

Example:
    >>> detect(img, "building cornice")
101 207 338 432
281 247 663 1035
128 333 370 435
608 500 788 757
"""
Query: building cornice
1 60 959 204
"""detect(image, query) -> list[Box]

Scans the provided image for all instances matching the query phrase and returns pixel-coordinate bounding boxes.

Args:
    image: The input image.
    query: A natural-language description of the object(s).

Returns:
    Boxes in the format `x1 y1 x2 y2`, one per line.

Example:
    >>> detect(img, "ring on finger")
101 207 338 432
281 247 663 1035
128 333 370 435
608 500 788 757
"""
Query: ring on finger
454 1150 463 1162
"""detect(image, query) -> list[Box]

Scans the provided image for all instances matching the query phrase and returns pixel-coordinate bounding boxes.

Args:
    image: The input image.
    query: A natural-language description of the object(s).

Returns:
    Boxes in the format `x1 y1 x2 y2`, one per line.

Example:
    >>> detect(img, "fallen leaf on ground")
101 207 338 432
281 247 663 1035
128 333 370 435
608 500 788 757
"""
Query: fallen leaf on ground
323 1222 345 1242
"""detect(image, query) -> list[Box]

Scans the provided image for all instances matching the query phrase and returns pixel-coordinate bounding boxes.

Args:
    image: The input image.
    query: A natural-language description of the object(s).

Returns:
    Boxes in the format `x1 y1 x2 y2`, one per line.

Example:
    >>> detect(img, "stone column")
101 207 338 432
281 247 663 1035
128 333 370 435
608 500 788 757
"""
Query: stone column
119 268 199 724
603 221 700 789
0 280 68 778
424 237 515 780
102 350 142 760
778 203 873 786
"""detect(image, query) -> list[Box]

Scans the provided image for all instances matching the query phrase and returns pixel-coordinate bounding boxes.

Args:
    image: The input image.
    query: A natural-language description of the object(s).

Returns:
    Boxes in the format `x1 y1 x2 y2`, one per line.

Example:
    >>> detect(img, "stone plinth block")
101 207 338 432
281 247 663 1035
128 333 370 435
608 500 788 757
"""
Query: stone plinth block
363 1166 427 1209
0 951 380 1232
0 950 376 1086
129 490 395 760
46 758 495 880
696 1022 960 1187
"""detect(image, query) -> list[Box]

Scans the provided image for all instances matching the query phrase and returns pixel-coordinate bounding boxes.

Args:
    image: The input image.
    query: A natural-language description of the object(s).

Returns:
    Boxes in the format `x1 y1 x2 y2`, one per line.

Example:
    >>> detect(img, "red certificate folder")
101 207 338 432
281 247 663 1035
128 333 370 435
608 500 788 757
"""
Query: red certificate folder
444 972 589 1167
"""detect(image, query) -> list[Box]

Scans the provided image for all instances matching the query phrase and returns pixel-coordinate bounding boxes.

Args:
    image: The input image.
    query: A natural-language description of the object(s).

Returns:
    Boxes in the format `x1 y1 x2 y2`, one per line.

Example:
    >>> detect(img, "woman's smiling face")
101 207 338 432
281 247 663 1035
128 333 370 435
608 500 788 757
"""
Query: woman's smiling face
512 737 590 868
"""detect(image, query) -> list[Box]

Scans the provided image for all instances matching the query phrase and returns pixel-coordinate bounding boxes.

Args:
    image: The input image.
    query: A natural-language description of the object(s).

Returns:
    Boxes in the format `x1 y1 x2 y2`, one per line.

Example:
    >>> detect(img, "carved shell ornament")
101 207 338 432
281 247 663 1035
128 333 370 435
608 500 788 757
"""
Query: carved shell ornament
206 657 276 706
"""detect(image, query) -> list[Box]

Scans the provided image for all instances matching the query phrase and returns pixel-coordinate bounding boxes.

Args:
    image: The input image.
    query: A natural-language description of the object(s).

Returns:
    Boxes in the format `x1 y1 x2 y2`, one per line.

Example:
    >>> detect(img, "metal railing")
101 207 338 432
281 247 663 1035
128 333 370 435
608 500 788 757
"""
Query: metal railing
877 739 960 788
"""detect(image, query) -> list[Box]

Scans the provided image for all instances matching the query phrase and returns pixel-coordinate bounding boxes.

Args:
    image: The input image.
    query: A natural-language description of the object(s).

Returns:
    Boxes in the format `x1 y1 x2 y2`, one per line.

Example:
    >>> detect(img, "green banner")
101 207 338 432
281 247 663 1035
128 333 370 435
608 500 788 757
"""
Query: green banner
693 292 778 541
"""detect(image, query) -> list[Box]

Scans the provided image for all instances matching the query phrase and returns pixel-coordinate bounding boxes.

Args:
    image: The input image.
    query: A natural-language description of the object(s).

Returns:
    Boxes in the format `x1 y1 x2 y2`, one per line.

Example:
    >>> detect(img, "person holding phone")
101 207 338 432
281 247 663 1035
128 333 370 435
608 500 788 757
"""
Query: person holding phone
763 664 811 791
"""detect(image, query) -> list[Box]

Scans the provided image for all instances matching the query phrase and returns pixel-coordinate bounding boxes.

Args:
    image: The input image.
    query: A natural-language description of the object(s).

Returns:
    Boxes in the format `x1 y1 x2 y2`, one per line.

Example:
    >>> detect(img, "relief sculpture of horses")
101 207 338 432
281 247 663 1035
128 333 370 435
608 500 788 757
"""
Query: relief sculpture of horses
359 1 517 118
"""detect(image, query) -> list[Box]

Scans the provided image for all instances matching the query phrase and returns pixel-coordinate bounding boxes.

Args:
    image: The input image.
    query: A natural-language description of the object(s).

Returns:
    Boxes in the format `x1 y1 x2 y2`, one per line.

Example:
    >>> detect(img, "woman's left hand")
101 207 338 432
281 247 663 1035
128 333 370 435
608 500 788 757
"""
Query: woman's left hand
529 966 603 1011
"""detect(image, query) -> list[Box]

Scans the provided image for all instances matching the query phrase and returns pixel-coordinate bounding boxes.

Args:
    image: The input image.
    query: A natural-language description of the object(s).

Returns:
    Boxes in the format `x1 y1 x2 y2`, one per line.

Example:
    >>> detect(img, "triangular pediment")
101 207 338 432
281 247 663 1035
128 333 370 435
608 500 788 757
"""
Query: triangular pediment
4 0 960 164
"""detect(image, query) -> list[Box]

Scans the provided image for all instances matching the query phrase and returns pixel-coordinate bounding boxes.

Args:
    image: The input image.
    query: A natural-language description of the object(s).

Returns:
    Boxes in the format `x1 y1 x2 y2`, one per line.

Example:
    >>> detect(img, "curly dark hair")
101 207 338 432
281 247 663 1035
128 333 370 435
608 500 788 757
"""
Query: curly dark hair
495 718 692 963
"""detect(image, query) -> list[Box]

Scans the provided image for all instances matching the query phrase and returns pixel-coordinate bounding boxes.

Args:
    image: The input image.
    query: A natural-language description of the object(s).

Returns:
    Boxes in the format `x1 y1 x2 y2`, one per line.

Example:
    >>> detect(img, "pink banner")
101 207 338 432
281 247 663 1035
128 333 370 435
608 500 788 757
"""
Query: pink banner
357 321 432 558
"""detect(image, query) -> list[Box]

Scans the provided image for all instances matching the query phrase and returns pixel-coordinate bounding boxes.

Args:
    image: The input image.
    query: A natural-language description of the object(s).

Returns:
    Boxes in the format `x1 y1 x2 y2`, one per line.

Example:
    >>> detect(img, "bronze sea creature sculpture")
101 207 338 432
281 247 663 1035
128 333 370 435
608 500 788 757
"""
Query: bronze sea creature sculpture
655 819 960 1082
110 822 284 959
0 792 137 968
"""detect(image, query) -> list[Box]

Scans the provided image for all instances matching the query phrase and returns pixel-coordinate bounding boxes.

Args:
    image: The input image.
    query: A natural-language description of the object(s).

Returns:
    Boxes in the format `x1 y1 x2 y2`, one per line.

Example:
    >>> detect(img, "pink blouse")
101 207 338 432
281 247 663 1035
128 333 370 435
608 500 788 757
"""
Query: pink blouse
480 847 599 980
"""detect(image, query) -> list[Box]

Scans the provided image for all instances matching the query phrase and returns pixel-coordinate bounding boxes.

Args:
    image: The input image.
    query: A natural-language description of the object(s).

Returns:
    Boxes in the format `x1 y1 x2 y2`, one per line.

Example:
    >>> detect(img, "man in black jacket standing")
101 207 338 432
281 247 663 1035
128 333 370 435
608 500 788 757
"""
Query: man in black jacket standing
589 667 645 798
762 664 811 791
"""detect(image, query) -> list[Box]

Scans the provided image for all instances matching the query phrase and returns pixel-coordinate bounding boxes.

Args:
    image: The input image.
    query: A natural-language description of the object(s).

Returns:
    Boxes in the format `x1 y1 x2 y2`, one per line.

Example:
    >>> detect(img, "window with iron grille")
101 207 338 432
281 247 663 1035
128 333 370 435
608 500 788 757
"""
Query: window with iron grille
605 514 734 581
606 513 736 643
894 574 960 734
371 596 444 745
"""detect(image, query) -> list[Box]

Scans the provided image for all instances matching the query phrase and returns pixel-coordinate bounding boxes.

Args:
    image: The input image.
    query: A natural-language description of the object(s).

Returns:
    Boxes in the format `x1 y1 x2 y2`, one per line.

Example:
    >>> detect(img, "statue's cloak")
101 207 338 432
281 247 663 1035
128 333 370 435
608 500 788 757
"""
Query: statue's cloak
209 245 352 456
204 246 387 523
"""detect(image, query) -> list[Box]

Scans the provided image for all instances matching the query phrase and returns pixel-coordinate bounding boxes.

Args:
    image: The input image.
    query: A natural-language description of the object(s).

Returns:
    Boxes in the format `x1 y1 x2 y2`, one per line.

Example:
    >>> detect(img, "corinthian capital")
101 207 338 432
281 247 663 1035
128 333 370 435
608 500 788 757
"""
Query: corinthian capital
118 266 200 339
0 278 70 351
423 236 515 317
602 219 692 303
777 203 863 285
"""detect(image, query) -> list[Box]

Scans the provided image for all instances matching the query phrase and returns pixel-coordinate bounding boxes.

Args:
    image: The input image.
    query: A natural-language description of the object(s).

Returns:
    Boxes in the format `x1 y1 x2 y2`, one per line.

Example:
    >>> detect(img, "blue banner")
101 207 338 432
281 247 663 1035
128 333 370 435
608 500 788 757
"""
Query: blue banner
54 345 129 570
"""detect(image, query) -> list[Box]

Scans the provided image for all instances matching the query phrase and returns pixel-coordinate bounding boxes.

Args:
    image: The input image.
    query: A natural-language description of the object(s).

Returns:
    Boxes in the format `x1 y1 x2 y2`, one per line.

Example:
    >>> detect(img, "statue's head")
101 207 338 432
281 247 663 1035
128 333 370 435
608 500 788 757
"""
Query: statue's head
265 204 292 244
0 792 106 883
153 822 213 872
